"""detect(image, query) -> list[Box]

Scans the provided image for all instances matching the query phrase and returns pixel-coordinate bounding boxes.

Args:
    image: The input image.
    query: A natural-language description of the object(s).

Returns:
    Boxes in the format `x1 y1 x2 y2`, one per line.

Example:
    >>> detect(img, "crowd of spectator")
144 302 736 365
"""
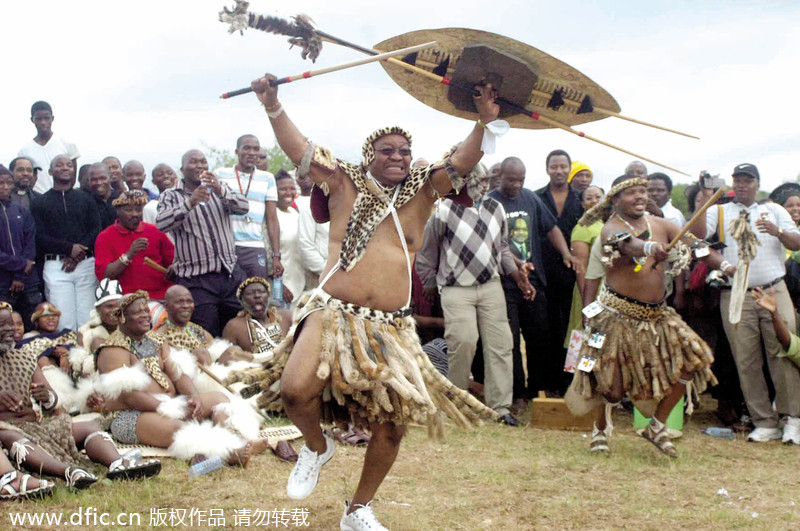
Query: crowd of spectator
3 98 800 498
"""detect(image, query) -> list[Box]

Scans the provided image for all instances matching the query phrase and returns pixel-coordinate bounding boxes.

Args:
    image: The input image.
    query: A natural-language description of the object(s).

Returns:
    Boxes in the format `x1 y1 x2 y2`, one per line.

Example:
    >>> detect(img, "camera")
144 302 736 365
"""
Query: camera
700 171 724 190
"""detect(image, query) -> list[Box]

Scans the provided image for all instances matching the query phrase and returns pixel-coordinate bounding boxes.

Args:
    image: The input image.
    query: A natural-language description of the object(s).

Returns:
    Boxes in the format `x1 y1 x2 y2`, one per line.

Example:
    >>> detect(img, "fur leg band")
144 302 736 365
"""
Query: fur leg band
167 421 244 461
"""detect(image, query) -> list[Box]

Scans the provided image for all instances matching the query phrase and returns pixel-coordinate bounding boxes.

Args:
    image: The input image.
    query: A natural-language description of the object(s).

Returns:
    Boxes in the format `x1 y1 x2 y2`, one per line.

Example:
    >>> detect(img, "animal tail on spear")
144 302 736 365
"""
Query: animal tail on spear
219 1 322 61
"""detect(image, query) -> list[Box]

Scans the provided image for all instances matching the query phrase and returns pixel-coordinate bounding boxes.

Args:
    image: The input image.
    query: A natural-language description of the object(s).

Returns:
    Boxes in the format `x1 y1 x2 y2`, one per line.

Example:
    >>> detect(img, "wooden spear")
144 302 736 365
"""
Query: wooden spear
305 33 690 175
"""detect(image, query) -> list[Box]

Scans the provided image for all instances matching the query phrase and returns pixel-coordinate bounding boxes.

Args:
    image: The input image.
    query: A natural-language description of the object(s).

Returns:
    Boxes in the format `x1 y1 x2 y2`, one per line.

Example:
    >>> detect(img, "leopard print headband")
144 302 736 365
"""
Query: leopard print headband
361 126 412 169
112 189 149 207
236 277 271 302
578 177 650 227
113 290 149 320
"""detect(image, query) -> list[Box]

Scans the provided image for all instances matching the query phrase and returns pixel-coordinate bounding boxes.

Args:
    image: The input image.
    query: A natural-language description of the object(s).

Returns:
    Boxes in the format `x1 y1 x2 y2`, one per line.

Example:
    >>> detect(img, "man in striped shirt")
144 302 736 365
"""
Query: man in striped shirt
156 149 249 336
416 165 535 426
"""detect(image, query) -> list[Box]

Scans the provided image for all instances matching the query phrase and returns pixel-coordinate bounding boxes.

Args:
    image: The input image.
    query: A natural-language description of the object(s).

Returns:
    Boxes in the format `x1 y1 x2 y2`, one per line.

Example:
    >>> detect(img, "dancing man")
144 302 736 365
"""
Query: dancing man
566 176 728 457
239 74 501 529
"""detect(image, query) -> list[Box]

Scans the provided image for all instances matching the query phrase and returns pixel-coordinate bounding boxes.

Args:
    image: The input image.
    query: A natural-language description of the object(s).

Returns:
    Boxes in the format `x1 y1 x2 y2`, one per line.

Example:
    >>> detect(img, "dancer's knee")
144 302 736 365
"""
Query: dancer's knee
372 423 405 447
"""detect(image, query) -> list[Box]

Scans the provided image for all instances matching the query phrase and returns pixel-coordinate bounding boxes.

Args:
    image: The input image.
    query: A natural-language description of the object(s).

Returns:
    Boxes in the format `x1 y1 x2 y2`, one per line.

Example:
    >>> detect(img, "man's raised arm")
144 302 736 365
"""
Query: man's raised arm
251 74 336 186
429 84 500 195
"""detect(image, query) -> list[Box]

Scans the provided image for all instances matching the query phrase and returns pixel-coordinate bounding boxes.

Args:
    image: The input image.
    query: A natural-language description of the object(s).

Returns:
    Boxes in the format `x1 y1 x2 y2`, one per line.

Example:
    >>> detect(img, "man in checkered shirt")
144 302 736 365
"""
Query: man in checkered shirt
416 164 535 426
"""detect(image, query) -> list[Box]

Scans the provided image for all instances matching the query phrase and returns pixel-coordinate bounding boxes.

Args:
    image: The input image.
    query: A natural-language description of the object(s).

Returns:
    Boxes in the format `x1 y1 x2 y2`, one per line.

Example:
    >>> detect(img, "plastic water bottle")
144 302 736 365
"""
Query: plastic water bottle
185 456 224 477
272 276 284 306
198 185 212 206
702 427 734 439
123 449 143 462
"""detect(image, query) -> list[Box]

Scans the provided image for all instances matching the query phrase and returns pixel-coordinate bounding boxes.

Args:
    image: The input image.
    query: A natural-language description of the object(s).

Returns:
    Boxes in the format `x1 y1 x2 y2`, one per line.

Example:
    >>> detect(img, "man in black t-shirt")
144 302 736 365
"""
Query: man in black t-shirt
488 157 578 410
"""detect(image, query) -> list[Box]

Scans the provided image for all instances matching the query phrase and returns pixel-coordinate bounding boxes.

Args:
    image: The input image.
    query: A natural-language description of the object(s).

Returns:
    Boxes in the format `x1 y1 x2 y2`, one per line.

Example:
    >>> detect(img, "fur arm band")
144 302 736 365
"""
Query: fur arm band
296 143 337 184
167 348 199 381
156 395 189 420
68 346 95 376
433 147 485 205
97 364 152 400
207 339 236 363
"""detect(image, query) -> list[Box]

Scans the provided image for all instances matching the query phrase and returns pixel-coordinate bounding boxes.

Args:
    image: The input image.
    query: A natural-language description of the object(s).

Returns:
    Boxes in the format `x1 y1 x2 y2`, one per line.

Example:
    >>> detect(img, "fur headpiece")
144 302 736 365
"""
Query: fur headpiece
578 177 649 227
236 277 271 301
361 126 412 169
31 302 60 324
113 290 149 320
112 189 149 207
236 277 277 322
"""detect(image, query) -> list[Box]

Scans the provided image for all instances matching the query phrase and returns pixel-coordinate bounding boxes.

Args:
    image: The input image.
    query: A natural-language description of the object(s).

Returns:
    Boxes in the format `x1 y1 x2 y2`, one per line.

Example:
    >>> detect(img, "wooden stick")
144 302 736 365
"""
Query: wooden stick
144 257 168 276
219 41 437 98
195 362 270 422
664 187 725 251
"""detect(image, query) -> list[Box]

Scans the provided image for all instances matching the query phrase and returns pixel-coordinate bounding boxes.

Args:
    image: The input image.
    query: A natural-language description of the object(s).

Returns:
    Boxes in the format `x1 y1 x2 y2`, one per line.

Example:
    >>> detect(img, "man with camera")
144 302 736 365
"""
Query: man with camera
701 163 800 444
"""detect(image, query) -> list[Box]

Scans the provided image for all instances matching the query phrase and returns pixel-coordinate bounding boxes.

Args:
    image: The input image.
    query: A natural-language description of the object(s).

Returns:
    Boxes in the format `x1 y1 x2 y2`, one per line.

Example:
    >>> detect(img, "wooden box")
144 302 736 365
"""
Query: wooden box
530 391 595 430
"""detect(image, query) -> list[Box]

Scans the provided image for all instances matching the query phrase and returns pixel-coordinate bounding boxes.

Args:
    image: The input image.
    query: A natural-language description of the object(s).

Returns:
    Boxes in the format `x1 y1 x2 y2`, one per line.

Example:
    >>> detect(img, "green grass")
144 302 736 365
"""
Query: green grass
4 403 798 530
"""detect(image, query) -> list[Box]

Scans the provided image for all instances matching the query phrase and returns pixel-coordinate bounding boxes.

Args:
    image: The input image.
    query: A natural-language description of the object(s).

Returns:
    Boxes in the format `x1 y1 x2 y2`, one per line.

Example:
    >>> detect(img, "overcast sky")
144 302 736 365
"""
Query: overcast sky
2 0 798 193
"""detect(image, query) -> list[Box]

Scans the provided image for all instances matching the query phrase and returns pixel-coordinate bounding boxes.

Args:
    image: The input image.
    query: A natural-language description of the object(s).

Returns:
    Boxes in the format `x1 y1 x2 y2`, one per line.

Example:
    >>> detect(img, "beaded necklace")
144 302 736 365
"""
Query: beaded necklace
616 214 651 272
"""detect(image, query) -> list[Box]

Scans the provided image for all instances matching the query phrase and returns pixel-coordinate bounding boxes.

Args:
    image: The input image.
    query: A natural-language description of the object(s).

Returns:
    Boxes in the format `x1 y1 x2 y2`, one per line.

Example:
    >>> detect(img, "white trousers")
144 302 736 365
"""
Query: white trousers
43 258 98 330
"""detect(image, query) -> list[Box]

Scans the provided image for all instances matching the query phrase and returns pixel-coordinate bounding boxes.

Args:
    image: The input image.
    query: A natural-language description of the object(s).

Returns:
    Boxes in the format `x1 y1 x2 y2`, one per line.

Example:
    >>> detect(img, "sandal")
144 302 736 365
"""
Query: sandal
590 424 610 455
107 450 162 481
642 418 678 458
270 440 299 463
332 428 371 447
65 466 98 490
0 470 54 500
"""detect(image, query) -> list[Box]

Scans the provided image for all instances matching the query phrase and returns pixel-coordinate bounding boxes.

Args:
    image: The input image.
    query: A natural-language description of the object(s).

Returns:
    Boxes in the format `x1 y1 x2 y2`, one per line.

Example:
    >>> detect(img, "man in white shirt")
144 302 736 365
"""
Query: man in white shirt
648 172 686 228
214 135 282 278
18 101 80 194
703 163 800 444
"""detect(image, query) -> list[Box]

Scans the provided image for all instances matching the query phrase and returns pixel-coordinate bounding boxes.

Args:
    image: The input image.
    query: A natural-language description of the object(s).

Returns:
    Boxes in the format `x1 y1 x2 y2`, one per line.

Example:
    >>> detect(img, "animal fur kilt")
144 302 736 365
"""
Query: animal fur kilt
228 292 497 433
567 284 717 416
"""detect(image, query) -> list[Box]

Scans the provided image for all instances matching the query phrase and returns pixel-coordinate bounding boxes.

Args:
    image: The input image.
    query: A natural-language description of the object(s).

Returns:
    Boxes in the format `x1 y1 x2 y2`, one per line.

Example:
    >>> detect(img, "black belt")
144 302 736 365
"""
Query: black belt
44 252 92 261
720 276 783 291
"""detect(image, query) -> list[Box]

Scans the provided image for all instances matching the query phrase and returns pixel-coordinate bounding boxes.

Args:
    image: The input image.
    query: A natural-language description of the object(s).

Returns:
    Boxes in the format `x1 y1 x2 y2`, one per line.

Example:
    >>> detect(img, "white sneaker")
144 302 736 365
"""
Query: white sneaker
340 500 388 531
782 417 800 445
746 426 783 442
286 432 335 500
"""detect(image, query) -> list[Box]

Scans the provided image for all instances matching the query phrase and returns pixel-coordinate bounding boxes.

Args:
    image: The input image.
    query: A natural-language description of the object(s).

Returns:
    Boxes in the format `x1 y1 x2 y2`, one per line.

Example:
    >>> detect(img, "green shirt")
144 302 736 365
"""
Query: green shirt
779 333 800 367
